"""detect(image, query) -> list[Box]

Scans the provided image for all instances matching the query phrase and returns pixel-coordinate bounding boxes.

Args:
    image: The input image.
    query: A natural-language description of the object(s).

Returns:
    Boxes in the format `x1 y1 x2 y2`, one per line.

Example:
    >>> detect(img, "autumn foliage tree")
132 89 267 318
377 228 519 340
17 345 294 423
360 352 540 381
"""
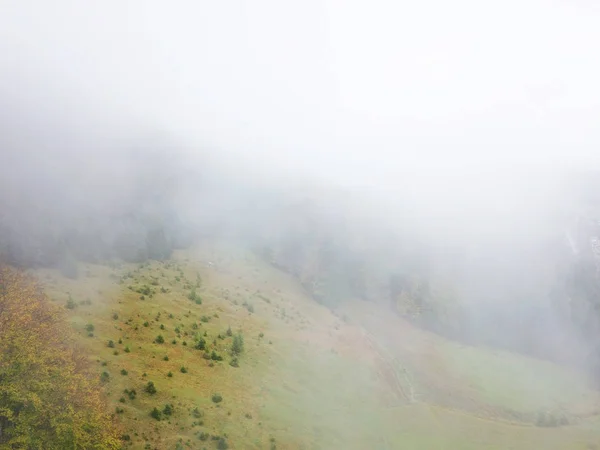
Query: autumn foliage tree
0 265 120 449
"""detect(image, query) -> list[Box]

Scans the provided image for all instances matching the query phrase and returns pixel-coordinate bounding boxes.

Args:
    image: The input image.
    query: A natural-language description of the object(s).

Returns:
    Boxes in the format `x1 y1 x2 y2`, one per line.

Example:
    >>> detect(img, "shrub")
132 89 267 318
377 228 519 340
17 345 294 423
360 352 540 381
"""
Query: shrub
112 313 119 320
138 285 152 296
199 432 209 441
120 369 128 376
66 295 77 310
211 393 223 403
192 407 202 418
211 351 223 361
229 357 239 368
124 346 131 353
200 315 210 323
119 396 126 403
126 389 137 400
145 381 157 394
100 371 110 383
167 371 173 378
163 404 173 416
180 366 187 373
85 323 95 333
195 338 206 350
155 335 165 344
217 437 229 450
188 288 202 304
160 324 165 330
143 321 149 327
118 338 122 344
231 333 244 355
150 407 162 421
107 340 115 348
163 355 169 361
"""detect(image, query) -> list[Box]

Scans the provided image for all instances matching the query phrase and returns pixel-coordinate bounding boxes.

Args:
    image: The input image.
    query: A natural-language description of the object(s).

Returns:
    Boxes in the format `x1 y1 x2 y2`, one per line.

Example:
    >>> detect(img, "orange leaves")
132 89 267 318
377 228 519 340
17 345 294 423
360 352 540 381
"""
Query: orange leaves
0 265 120 449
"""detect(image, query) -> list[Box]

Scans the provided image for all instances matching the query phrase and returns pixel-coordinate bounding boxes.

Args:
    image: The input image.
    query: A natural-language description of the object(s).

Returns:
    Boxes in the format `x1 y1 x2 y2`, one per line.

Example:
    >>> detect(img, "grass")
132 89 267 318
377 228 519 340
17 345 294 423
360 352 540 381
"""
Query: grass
438 341 596 413
36 240 600 449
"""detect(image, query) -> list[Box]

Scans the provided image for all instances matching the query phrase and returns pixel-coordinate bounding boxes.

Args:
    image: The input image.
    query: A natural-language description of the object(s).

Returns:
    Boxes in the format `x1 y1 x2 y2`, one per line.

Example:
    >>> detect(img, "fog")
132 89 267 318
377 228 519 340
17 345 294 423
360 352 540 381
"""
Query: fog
4 0 600 178
3 0 600 417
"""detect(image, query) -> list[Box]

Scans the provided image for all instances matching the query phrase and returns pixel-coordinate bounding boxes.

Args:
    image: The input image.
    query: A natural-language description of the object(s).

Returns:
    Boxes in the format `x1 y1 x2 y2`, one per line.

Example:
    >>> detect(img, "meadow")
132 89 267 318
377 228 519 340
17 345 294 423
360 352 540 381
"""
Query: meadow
36 240 600 449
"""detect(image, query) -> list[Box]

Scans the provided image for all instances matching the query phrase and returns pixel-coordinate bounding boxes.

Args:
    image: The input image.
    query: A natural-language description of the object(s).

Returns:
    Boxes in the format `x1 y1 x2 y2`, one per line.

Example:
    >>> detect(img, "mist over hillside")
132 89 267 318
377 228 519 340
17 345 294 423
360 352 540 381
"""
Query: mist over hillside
3 2 600 447
2 81 600 379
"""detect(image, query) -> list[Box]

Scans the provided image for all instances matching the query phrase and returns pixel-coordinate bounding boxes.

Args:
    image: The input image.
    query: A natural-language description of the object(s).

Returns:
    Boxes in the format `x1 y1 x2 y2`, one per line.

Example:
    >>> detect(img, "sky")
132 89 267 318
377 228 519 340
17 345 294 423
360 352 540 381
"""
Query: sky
1 0 600 191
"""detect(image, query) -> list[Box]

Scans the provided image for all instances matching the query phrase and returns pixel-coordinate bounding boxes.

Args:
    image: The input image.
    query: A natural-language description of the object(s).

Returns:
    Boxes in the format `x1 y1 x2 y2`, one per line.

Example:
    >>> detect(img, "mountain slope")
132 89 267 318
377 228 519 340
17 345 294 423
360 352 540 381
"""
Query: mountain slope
36 239 600 449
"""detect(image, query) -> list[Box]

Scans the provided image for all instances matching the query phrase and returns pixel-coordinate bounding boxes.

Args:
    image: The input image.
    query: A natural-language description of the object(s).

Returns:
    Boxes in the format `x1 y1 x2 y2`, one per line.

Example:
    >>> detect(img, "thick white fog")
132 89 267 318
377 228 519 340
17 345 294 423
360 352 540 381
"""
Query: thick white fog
2 0 600 186
2 0 600 370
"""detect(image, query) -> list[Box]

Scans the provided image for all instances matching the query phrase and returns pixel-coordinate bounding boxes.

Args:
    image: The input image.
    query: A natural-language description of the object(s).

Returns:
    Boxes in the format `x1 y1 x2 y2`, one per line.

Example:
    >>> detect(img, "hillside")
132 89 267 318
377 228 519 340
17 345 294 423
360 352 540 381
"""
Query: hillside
33 239 600 449
0 266 120 448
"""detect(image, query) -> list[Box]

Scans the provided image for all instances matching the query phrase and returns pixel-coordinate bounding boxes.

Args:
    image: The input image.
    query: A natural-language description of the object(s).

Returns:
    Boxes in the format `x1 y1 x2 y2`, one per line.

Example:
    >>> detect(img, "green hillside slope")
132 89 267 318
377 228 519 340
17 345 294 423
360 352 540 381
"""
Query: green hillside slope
35 240 600 449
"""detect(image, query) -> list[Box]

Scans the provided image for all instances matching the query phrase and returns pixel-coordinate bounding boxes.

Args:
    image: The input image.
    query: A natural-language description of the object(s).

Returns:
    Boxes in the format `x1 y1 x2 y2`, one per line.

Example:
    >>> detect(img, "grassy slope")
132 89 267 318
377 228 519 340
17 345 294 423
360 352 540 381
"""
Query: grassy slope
36 240 600 450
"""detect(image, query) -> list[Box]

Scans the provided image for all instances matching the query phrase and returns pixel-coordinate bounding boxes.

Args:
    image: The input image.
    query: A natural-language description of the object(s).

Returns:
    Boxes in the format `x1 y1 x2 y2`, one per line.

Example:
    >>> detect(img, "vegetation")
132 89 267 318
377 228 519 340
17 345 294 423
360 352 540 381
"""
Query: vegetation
5 244 600 449
145 381 157 395
231 333 244 355
150 407 162 421
162 404 173 416
195 338 206 350
66 294 77 309
0 266 120 448
188 287 202 304
124 389 136 400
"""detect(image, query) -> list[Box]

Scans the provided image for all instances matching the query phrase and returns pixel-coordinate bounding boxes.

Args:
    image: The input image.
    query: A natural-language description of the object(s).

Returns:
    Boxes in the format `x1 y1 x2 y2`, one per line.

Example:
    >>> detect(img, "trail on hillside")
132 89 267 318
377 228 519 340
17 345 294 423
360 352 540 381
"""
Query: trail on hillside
341 300 600 427
359 326 415 404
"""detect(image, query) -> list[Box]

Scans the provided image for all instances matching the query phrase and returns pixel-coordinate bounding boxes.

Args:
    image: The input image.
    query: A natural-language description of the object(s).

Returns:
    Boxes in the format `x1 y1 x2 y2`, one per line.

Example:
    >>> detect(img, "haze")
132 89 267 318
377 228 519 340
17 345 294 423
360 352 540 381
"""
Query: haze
4 1 600 447
2 0 600 179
